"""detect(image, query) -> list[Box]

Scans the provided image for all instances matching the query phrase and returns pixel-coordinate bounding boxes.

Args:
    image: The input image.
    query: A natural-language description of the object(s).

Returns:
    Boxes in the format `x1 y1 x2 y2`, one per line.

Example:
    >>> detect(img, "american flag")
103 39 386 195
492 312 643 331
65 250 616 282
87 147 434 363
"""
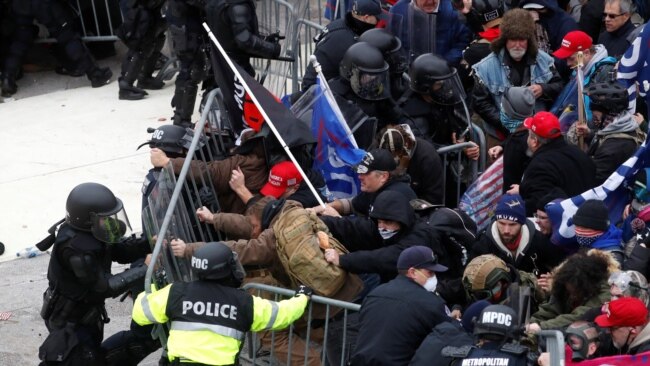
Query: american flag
459 157 504 232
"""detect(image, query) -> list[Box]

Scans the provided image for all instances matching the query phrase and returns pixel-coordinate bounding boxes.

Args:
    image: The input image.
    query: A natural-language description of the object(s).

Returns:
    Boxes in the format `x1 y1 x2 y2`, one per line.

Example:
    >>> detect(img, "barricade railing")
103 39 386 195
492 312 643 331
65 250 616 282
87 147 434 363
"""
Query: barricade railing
539 330 565 366
436 123 487 206
242 283 361 366
289 19 325 92
36 0 123 42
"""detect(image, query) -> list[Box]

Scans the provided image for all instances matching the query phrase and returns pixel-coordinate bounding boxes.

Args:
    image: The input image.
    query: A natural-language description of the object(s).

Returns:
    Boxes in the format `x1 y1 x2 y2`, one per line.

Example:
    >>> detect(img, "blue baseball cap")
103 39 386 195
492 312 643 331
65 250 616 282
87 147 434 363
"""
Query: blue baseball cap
397 246 448 272
352 0 388 20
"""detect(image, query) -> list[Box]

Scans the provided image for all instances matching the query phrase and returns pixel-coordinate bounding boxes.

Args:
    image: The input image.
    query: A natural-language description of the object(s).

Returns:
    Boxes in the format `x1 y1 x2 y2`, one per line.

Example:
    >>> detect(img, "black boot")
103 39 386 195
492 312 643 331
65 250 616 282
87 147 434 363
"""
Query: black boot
172 83 198 127
119 51 147 100
1 74 17 97
137 38 165 90
119 77 148 100
87 67 113 88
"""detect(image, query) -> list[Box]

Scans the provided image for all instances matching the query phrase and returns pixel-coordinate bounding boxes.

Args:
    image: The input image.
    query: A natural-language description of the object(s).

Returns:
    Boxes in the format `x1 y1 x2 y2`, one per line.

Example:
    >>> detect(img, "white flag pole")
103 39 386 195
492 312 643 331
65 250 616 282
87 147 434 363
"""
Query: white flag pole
203 22 326 208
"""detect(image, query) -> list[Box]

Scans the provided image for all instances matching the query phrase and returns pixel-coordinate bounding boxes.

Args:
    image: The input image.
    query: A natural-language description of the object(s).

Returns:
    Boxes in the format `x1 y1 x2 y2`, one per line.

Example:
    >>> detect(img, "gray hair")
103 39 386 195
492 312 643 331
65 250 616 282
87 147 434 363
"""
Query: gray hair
605 0 633 14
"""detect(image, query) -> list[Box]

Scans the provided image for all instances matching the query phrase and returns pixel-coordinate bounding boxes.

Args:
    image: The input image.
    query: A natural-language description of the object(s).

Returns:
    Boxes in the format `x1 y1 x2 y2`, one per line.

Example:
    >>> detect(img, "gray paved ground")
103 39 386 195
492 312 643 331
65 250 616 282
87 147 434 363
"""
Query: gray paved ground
0 254 163 364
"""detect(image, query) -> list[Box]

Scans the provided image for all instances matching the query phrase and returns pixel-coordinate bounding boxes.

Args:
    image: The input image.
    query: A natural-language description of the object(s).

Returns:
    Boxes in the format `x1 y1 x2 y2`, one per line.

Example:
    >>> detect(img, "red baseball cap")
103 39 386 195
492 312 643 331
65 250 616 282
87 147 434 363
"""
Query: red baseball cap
260 161 303 199
595 297 649 328
523 111 562 139
552 31 593 59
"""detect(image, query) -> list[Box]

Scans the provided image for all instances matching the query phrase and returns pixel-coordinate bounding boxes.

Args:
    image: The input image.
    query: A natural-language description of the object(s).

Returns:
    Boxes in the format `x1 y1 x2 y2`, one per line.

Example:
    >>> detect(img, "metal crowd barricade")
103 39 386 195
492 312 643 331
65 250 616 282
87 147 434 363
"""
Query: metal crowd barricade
36 0 123 42
145 87 233 292
242 283 361 366
289 19 325 93
435 125 486 206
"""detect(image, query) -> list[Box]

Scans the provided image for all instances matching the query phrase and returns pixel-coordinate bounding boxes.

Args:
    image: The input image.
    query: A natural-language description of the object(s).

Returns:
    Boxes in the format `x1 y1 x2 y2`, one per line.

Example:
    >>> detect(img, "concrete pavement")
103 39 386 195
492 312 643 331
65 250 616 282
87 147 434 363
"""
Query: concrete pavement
0 44 183 363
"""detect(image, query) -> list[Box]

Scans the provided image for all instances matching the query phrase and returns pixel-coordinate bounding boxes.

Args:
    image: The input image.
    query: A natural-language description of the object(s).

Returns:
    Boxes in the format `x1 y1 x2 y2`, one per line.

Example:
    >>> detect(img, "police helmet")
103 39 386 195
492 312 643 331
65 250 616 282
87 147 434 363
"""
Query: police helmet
65 182 132 243
137 125 194 157
586 81 628 115
474 304 519 340
409 53 464 105
191 242 245 285
463 254 511 301
471 0 505 26
359 29 406 73
339 42 391 100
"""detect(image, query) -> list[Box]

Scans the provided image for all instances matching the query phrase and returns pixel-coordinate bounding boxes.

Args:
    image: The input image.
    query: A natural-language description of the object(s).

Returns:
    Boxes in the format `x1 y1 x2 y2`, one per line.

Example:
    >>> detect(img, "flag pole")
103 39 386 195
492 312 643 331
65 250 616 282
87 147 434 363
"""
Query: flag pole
203 22 326 208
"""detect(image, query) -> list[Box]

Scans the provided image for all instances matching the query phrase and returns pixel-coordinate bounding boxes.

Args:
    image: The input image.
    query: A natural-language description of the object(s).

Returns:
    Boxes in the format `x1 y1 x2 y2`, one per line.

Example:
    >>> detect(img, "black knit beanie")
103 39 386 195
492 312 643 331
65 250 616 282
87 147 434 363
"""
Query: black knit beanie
572 200 610 231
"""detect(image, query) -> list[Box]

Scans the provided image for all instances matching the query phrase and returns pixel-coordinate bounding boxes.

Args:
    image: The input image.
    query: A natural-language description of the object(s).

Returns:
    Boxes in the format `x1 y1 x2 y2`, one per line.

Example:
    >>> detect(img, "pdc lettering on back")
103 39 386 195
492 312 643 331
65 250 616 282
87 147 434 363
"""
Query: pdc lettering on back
482 311 512 326
182 301 238 320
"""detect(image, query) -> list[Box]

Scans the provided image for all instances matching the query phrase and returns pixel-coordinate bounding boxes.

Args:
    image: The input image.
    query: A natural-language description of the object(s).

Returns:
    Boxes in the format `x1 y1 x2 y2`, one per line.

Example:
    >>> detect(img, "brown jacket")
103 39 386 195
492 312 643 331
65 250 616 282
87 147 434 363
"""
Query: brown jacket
171 153 268 214
186 200 363 318
211 212 253 240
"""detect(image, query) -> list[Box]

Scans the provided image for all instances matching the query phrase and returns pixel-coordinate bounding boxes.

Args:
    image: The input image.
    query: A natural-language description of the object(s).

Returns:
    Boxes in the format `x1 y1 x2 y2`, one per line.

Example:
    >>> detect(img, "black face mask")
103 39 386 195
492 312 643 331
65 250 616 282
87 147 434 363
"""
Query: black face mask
347 12 376 34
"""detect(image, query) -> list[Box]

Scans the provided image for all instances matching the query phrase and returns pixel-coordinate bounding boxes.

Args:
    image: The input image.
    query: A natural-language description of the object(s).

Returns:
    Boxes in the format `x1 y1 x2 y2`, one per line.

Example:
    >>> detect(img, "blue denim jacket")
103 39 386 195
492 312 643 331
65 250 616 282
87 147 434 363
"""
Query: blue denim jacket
472 49 556 107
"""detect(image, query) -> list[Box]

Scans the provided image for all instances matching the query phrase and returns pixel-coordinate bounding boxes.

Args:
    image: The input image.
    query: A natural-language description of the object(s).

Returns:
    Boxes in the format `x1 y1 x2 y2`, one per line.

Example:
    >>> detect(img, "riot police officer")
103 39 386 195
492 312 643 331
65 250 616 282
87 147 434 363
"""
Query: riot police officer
1 0 112 97
116 0 168 100
167 0 210 127
132 241 312 365
359 28 409 100
329 41 409 149
99 125 198 366
38 183 150 365
204 0 286 76
443 304 535 366
399 53 467 145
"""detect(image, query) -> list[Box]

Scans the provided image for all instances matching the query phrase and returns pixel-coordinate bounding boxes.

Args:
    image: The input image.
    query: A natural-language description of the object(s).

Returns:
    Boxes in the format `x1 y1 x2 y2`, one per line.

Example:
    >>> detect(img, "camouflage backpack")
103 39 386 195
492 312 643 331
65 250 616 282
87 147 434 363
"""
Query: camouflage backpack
273 204 351 297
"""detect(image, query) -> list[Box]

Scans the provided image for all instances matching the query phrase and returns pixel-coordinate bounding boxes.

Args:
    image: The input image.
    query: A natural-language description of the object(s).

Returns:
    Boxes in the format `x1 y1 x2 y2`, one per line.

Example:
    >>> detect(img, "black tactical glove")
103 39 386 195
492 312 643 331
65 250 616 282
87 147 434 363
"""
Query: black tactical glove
265 31 284 44
295 285 314 299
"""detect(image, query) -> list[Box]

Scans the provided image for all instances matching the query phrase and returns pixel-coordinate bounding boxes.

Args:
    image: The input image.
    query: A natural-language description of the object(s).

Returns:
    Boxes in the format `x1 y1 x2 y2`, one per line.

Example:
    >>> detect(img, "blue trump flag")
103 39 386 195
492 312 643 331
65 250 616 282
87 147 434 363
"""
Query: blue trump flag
310 75 366 199
546 134 650 246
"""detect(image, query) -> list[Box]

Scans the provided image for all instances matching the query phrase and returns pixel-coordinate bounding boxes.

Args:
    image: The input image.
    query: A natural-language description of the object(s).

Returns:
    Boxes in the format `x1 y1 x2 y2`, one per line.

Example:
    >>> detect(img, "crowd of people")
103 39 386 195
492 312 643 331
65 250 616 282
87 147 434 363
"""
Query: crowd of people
19 0 650 365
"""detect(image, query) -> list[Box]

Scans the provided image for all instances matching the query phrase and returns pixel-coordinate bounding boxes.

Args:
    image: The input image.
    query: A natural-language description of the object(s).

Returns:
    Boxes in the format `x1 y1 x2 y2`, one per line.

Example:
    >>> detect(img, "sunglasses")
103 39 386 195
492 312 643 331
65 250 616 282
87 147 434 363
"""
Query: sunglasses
602 12 627 19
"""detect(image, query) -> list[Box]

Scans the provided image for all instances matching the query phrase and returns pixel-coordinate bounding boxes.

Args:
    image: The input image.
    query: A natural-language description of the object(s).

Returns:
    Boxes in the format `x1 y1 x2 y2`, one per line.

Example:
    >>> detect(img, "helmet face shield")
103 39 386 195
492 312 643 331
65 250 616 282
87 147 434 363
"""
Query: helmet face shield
429 72 465 105
351 68 391 100
91 207 132 243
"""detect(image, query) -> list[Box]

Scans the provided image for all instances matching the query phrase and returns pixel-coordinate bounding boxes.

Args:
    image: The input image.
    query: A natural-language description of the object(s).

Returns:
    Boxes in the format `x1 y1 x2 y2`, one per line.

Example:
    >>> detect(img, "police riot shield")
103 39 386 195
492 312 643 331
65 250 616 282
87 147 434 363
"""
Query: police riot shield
504 282 533 328
144 164 196 284
407 2 437 64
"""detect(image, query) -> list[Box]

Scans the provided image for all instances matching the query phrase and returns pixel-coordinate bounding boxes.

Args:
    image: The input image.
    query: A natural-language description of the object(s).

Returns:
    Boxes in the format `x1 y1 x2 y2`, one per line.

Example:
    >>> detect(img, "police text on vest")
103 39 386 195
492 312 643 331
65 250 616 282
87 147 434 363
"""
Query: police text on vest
182 301 238 320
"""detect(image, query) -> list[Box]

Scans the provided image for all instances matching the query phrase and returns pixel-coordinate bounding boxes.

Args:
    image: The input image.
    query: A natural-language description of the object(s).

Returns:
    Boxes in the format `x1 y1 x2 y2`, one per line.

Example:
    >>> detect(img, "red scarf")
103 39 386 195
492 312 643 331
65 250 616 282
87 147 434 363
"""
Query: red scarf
504 232 522 252
478 27 501 42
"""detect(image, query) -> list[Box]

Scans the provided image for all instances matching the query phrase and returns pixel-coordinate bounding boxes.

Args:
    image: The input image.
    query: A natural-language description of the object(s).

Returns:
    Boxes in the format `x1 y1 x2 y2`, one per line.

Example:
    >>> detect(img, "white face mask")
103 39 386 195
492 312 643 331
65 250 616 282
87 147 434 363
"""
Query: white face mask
423 275 438 292
417 269 438 292
378 227 398 239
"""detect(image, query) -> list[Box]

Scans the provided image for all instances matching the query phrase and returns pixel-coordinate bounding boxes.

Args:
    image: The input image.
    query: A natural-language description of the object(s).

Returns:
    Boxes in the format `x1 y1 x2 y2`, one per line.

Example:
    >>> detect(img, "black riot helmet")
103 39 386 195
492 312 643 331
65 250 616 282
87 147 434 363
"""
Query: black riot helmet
474 304 519 341
137 125 195 157
409 53 465 105
339 42 391 101
359 28 407 74
65 182 132 243
471 0 505 27
586 81 629 115
191 242 245 286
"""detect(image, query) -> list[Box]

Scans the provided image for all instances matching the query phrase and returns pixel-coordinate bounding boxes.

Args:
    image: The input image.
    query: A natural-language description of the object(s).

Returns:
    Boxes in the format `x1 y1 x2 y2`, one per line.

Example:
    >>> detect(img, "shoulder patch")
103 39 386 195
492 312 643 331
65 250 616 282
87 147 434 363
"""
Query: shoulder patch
442 345 474 358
